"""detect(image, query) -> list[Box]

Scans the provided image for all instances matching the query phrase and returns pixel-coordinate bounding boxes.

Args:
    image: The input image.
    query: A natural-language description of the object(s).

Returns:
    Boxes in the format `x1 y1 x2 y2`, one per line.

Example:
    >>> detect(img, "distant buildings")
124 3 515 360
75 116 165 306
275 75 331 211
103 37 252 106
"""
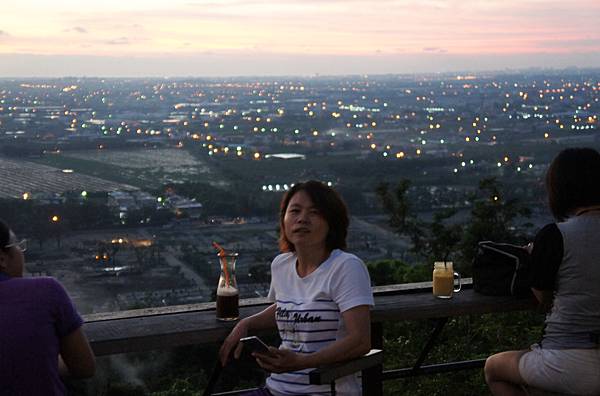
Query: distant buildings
166 194 203 219
108 190 203 220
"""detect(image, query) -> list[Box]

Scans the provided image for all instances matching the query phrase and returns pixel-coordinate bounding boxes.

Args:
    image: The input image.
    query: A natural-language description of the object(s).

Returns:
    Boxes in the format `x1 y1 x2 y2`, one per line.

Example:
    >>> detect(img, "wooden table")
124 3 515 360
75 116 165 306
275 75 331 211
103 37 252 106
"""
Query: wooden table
84 281 537 357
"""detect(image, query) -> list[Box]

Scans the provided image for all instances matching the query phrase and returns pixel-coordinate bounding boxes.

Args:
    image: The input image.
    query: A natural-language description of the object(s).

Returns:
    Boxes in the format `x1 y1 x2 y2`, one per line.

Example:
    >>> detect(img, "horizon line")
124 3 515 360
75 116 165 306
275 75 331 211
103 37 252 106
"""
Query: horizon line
2 66 600 81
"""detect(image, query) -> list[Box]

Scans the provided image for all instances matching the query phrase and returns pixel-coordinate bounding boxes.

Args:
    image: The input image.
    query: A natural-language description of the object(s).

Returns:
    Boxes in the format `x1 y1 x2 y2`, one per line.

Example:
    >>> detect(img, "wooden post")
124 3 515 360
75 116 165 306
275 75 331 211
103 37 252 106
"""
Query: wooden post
362 363 383 396
366 322 384 396
371 322 383 349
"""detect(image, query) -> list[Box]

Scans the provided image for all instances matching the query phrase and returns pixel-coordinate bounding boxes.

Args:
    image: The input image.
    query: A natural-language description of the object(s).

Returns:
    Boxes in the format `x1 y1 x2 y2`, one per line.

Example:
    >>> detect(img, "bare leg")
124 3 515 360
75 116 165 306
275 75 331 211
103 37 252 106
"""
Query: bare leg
484 350 528 396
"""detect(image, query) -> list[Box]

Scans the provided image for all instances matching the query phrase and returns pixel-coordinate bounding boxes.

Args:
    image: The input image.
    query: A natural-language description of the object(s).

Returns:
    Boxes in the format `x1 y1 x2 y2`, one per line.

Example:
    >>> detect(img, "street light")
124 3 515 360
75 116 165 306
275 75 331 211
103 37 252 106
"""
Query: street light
51 215 61 247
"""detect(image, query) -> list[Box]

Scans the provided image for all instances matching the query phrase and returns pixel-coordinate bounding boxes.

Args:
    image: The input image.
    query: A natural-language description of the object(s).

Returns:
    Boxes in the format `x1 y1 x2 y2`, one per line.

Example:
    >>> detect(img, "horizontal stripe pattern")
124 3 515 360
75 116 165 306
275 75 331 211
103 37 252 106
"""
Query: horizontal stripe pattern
268 374 333 395
278 328 338 333
276 318 339 323
276 299 335 305
278 308 340 313
281 337 336 344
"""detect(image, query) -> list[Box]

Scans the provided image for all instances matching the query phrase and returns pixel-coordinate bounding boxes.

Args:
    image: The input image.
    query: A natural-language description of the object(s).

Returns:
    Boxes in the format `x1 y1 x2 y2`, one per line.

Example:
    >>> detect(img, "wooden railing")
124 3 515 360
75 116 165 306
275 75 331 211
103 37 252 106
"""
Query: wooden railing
83 279 537 392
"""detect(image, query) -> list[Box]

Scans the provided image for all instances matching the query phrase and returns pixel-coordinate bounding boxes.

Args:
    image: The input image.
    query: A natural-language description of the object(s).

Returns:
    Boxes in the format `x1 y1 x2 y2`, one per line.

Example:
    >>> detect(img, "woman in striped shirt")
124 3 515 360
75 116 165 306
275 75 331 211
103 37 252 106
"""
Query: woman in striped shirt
219 180 374 396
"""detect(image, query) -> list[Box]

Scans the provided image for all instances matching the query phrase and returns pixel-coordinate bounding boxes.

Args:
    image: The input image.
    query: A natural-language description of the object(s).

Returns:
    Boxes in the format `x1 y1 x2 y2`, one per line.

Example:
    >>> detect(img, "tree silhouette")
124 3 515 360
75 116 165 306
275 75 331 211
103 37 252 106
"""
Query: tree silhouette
376 180 462 263
376 177 532 271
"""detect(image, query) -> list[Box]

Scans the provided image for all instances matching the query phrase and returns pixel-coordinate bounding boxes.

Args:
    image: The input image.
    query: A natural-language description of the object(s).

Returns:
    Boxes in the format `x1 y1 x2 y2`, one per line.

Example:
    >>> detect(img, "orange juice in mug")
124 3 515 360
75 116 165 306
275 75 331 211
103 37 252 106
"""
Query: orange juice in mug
433 261 461 299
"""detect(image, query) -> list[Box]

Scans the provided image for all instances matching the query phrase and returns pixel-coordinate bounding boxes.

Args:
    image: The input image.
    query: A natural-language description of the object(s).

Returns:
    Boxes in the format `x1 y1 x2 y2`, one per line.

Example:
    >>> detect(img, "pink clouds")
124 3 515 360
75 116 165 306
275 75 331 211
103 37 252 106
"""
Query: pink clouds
0 0 598 75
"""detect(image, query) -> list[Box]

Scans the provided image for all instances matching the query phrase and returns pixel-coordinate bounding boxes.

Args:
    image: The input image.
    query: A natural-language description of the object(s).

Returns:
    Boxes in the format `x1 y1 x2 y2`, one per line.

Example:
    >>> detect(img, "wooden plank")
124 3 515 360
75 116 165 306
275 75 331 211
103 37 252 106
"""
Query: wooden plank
84 297 270 322
84 286 536 356
383 359 486 379
371 278 473 295
83 280 475 322
371 289 536 322
309 349 383 385
87 304 267 356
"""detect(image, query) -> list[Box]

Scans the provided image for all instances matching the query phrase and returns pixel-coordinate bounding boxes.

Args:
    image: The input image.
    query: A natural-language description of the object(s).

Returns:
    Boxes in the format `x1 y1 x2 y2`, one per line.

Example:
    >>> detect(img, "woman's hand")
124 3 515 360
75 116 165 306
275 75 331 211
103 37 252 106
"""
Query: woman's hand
219 319 249 366
254 347 307 373
218 304 278 367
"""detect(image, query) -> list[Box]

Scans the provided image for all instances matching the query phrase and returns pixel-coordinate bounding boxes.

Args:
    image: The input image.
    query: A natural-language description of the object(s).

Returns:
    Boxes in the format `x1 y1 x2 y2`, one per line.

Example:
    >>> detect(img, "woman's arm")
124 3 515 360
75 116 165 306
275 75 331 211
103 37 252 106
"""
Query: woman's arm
59 327 96 378
255 305 371 373
529 224 562 310
219 303 277 366
532 288 554 312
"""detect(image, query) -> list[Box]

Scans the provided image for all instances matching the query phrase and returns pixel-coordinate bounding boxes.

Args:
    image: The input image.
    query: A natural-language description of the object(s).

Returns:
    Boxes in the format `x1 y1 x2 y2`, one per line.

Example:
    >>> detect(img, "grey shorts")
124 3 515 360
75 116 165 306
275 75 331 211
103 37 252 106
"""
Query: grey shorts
519 344 600 395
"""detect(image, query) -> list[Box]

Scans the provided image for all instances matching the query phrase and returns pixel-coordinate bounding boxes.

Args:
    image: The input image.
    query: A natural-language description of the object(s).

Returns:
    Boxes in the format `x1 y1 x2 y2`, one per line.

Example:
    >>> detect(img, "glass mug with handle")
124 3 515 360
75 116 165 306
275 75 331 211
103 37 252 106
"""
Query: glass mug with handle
432 261 461 299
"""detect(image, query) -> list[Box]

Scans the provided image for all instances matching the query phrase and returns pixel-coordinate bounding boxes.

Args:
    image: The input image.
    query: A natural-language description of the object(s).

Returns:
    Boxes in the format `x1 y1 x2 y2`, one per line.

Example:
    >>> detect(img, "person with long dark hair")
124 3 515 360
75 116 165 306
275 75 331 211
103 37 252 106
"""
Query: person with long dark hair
485 148 600 395
219 180 373 395
0 219 95 395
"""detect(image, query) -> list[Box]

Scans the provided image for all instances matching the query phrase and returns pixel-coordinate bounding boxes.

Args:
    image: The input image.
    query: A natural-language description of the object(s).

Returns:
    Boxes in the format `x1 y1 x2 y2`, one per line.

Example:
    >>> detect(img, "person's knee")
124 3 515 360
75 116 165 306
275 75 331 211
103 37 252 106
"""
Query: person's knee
484 354 499 383
485 350 526 387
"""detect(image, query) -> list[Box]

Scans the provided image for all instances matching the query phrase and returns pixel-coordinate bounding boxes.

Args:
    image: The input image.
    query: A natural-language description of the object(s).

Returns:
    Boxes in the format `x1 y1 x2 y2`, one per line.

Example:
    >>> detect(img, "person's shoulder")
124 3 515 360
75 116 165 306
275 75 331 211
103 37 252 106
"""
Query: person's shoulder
329 250 365 268
536 223 561 240
332 249 362 262
271 252 295 268
23 276 66 294
539 222 559 232
7 277 67 303
30 276 62 285
532 223 563 258
11 276 58 286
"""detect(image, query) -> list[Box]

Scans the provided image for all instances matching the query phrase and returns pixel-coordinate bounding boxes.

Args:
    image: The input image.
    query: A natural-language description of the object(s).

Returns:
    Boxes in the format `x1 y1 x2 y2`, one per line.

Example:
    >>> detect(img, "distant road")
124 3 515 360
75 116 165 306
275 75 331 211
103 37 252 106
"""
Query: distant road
60 219 276 239
350 216 410 257
163 246 208 291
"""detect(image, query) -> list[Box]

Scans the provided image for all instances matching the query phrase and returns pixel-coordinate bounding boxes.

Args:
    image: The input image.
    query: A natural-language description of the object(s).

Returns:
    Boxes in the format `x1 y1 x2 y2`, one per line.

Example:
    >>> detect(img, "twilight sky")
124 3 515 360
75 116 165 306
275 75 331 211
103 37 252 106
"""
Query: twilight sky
0 0 599 77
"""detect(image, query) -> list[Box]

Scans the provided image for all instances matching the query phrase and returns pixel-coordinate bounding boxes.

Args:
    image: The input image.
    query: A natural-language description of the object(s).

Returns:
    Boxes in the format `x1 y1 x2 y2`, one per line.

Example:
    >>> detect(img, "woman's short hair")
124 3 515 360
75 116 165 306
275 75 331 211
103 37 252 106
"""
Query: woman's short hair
278 181 349 252
0 219 10 252
546 147 600 221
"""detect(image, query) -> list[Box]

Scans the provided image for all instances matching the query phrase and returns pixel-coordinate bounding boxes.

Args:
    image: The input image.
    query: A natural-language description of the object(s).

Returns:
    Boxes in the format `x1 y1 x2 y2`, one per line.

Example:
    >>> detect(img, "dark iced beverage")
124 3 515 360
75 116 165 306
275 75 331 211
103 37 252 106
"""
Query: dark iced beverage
216 286 239 321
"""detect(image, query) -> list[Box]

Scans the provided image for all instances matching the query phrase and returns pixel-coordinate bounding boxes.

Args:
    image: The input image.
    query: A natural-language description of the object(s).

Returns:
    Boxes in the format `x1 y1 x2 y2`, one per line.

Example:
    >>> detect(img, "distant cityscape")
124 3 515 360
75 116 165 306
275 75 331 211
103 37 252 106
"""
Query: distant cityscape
0 70 598 314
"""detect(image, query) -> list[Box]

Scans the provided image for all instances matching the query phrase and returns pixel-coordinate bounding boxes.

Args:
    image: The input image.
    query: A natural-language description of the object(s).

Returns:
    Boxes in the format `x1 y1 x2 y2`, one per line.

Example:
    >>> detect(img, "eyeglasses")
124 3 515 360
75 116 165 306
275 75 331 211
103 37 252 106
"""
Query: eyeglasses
4 239 27 252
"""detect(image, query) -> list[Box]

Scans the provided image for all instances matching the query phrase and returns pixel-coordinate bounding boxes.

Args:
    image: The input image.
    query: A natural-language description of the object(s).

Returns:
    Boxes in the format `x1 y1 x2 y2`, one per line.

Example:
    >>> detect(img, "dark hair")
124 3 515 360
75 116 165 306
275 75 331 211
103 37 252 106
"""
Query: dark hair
546 148 600 221
278 181 349 252
0 219 10 252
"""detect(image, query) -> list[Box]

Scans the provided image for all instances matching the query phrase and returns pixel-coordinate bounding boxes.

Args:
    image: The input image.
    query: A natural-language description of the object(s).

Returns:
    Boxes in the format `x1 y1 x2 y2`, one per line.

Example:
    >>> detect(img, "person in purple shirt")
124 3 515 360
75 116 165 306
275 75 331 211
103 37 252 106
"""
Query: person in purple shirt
0 219 95 395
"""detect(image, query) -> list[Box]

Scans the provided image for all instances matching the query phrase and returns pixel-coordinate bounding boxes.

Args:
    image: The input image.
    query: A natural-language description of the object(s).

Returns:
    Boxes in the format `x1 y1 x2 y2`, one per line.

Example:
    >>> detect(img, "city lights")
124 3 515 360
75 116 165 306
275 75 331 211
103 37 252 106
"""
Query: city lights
2 69 598 280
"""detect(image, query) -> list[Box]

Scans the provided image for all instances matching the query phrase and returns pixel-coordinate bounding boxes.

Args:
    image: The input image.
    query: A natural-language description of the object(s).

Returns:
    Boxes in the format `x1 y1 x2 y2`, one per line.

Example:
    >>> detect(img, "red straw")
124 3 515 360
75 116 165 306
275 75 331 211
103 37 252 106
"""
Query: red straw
212 242 230 286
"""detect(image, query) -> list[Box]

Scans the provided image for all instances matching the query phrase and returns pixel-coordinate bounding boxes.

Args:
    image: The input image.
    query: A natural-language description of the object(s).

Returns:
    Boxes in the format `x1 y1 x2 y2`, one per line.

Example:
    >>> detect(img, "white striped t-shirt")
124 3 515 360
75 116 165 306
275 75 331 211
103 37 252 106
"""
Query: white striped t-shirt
266 249 374 396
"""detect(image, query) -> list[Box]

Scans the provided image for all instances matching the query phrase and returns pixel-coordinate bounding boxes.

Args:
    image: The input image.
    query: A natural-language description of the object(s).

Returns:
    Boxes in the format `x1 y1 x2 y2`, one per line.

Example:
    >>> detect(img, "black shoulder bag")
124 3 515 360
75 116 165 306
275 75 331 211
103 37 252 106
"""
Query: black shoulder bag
472 241 532 297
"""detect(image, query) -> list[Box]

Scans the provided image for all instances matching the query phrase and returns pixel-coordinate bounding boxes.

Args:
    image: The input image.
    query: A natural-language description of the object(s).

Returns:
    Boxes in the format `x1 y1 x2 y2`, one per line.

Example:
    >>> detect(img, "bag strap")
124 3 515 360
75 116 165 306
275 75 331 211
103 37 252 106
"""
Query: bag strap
478 242 524 295
478 241 523 249
479 244 520 264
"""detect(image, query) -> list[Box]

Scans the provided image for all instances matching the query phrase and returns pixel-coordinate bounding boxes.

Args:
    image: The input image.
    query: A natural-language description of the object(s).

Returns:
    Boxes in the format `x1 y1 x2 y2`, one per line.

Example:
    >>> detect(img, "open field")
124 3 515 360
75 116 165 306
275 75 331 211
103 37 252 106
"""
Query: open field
0 157 138 198
64 148 207 170
31 148 227 190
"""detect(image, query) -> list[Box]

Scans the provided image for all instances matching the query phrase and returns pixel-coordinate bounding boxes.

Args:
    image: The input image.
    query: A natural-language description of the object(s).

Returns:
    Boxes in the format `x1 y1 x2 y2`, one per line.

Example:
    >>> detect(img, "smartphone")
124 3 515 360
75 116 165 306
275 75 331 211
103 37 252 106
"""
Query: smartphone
239 336 270 354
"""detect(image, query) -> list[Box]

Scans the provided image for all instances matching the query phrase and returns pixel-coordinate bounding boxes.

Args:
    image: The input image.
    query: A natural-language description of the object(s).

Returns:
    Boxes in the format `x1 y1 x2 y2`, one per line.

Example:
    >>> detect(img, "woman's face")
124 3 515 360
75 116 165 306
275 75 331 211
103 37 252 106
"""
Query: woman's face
283 190 330 251
0 231 25 277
